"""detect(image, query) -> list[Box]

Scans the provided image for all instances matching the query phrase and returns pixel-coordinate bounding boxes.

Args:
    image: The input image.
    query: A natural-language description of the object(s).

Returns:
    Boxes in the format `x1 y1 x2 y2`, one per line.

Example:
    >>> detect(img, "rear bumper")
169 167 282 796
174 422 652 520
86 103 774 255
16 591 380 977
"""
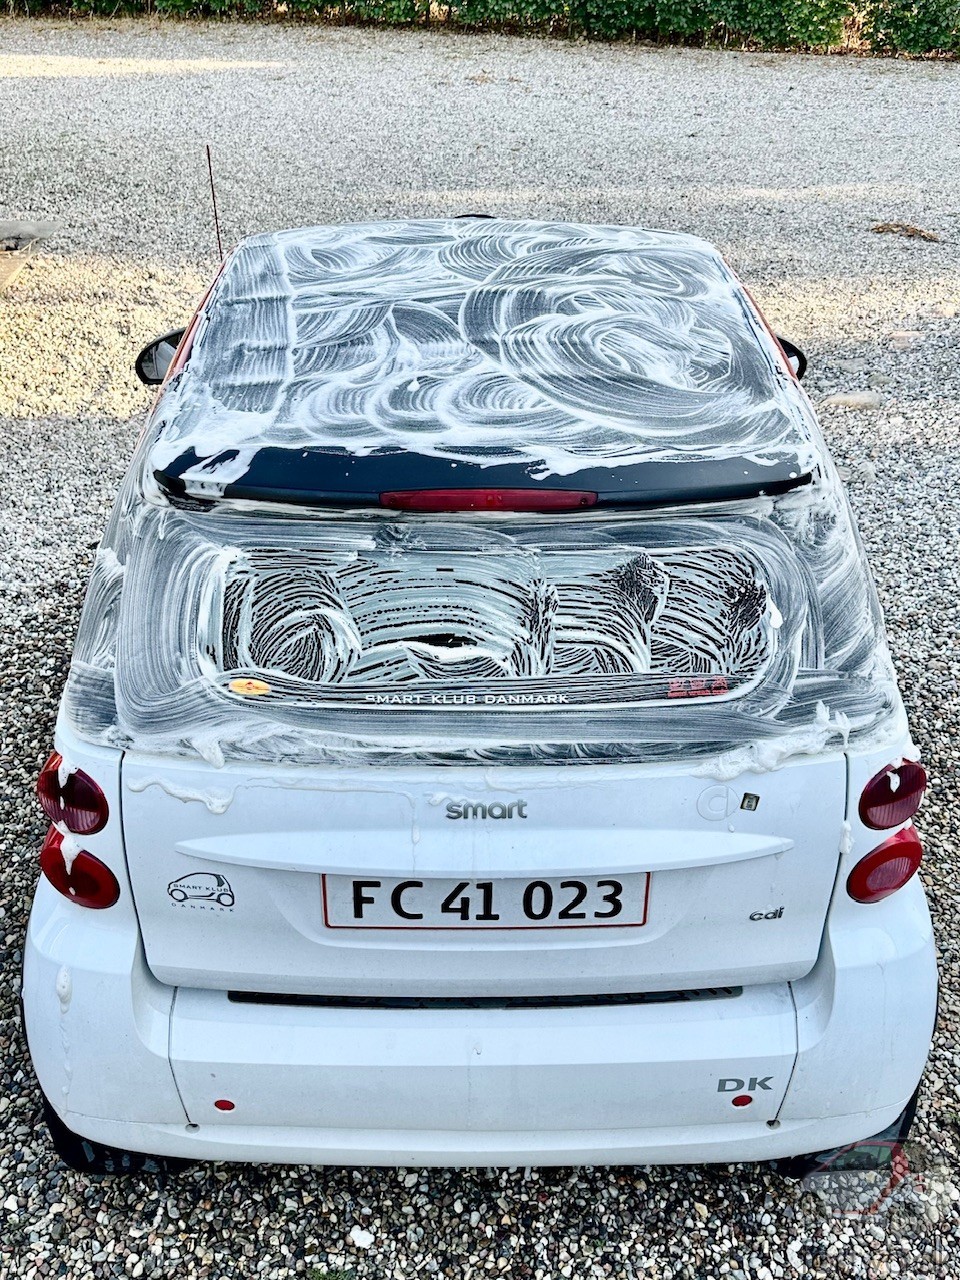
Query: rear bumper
22 877 937 1168
33 1109 918 1169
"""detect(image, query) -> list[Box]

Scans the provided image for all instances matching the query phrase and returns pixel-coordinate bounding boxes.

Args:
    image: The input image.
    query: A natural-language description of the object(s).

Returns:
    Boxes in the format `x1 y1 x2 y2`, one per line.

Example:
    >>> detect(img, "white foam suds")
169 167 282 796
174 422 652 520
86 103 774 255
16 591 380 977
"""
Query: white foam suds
55 966 72 1015
126 776 237 815
59 221 904 773
56 828 82 877
147 220 813 491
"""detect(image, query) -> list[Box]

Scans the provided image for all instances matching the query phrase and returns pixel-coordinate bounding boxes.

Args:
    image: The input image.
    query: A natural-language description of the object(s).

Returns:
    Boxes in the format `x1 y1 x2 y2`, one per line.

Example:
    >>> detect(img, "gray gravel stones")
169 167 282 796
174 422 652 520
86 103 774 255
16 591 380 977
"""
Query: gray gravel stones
2 17 960 1278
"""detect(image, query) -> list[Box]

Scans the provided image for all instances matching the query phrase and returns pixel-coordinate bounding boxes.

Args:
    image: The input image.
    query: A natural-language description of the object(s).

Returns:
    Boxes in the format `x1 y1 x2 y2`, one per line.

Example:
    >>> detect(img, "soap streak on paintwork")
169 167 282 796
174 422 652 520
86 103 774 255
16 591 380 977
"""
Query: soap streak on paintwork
125 775 237 815
690 701 851 782
55 966 72 1015
55 966 72 1103
123 771 429 822
145 219 815 491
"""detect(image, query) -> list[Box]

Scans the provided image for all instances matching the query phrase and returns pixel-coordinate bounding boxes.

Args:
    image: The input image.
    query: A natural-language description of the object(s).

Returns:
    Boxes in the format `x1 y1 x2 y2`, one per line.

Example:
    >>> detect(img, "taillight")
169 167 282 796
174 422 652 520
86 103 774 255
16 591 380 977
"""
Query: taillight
859 760 926 830
39 827 120 910
846 826 923 904
37 752 109 834
379 488 598 513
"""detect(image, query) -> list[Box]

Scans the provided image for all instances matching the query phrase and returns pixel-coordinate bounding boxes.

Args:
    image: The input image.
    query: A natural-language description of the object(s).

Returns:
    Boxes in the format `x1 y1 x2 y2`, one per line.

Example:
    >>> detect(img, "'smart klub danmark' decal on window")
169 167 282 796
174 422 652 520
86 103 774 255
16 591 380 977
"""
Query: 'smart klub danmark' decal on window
346 676 731 707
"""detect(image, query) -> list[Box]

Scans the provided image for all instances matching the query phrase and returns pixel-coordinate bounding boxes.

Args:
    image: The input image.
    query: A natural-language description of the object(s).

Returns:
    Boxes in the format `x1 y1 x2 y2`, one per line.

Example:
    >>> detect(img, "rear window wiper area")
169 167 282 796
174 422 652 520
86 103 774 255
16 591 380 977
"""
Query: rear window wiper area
153 447 815 512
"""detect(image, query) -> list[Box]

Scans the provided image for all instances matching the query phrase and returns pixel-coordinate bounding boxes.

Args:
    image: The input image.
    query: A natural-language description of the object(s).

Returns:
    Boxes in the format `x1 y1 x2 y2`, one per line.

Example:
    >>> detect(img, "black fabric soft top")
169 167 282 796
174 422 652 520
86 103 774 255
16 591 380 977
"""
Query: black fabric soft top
145 218 820 509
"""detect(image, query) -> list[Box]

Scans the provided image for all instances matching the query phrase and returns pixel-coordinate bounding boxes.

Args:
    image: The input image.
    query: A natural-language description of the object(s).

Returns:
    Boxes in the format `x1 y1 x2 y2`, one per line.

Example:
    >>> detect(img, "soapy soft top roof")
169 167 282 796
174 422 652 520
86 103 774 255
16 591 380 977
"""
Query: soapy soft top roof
147 218 816 497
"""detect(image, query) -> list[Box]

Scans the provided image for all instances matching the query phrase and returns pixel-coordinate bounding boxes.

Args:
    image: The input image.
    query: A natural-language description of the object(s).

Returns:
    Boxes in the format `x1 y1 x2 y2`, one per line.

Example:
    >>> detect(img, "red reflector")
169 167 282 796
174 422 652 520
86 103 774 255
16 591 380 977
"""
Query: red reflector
859 760 927 830
732 1094 753 1107
846 826 923 904
379 488 598 513
37 752 109 835
40 826 120 910
214 1099 236 1112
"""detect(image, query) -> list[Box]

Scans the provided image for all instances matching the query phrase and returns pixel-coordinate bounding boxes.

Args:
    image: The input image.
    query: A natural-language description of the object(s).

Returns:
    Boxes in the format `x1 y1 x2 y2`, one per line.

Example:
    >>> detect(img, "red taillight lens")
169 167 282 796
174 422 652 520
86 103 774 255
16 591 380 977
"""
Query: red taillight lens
846 826 923 904
379 488 598 513
37 752 109 835
859 760 926 830
40 827 120 910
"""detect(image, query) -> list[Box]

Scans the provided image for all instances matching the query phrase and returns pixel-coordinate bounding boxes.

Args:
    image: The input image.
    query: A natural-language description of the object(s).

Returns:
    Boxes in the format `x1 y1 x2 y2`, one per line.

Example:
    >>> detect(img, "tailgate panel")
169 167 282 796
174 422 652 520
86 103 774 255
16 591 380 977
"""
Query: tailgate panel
122 754 844 996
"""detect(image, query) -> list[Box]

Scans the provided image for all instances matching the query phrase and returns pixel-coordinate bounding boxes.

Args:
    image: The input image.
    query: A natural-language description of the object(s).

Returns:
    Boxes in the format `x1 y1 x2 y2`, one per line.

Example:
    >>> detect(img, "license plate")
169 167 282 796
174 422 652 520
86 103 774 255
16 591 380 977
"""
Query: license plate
321 873 651 930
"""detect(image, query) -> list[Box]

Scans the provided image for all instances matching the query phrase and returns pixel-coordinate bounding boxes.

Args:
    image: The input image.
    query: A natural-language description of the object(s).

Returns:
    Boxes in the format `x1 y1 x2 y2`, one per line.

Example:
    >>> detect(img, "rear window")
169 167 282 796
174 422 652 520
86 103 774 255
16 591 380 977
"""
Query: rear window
67 486 901 769
198 531 780 712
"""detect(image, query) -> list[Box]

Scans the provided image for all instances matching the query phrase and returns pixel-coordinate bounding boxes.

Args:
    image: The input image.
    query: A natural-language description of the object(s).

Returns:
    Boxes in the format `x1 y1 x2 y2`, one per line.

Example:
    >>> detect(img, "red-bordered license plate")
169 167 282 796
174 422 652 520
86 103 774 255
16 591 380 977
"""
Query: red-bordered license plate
322 873 651 931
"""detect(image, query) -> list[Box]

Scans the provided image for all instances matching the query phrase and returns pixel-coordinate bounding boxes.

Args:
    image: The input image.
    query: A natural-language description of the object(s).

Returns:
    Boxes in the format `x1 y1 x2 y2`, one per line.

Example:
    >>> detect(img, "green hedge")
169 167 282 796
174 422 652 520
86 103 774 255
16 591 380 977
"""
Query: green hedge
865 0 960 52
567 0 849 43
13 0 960 52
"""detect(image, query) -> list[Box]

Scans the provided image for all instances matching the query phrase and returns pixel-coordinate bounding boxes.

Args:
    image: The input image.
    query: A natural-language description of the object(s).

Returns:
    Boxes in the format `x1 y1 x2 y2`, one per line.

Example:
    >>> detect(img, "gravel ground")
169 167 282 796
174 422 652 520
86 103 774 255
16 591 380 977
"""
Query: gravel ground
2 17 960 1278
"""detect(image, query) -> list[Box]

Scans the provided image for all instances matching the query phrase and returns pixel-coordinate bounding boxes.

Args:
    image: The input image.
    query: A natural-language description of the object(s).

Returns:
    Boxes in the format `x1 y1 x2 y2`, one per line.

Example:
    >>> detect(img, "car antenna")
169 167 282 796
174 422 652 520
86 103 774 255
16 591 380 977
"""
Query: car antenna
205 144 224 262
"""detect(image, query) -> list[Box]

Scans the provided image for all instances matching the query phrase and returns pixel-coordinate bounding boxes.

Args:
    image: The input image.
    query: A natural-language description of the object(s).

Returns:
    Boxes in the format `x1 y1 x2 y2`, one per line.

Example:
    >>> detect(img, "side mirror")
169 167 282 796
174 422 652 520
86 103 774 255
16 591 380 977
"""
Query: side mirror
135 328 186 386
776 335 807 380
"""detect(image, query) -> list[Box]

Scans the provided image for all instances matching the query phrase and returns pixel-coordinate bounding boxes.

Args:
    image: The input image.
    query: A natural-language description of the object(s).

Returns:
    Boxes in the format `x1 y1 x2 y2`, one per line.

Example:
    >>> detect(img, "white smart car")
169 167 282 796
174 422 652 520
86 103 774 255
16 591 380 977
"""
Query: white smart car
22 218 936 1175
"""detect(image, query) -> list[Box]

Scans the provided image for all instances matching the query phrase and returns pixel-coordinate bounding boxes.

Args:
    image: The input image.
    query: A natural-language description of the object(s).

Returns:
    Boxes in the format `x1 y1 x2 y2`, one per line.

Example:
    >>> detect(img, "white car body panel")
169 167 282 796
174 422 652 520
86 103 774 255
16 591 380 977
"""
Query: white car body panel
23 728 936 1165
119 750 843 997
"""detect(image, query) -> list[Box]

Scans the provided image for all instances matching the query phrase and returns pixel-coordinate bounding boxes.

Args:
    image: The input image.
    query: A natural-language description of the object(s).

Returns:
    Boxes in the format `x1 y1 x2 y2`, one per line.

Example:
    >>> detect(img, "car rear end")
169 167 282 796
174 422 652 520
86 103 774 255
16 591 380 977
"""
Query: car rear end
24 746 935 1168
22 219 937 1167
23 499 936 1167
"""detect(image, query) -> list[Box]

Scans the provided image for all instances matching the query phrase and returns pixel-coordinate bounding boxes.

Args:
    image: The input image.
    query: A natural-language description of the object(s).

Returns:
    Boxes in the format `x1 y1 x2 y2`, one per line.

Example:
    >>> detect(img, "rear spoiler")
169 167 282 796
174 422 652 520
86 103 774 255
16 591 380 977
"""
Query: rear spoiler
154 448 814 512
